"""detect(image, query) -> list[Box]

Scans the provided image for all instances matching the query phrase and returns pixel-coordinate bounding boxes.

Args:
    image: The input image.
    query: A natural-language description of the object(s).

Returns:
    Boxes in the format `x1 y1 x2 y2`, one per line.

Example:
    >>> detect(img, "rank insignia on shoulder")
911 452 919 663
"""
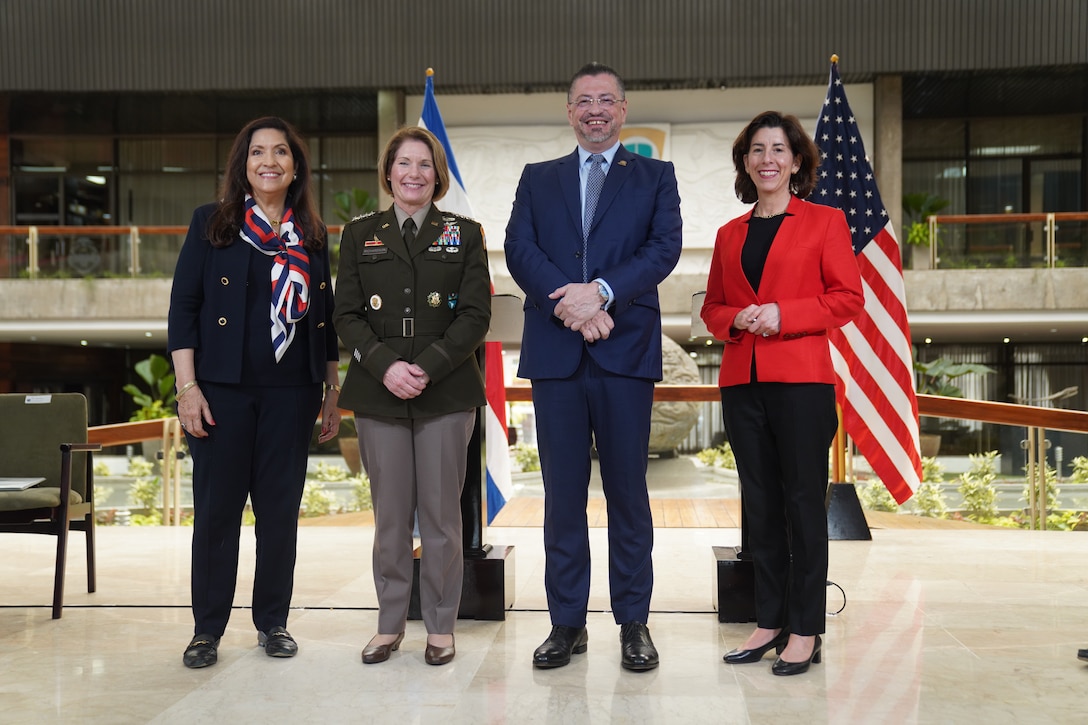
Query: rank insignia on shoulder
350 210 380 222
428 291 441 308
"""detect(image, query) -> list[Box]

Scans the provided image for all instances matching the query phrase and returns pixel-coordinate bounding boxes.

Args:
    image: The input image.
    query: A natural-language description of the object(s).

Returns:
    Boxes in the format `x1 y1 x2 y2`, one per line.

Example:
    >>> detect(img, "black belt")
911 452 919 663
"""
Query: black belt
377 318 448 338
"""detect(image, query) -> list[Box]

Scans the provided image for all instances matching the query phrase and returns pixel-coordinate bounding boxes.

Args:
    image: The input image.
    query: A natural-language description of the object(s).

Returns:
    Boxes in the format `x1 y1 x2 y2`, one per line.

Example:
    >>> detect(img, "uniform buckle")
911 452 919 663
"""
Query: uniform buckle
402 317 414 337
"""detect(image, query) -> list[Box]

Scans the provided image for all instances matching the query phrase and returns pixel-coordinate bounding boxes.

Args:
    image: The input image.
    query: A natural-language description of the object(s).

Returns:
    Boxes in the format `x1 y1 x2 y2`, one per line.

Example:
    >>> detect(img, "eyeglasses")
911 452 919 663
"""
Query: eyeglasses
570 96 624 110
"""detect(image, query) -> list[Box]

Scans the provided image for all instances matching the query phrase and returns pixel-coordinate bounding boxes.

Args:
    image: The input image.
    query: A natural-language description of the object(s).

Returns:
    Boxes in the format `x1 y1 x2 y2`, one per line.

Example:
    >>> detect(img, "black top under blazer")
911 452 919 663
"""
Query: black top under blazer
167 202 339 383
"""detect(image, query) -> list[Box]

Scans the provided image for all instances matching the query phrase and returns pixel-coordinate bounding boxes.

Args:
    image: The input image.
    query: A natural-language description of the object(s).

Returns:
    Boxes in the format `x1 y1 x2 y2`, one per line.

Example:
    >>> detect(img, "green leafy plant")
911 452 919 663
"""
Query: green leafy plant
857 479 898 512
902 192 950 247
512 442 541 473
300 481 336 517
332 188 379 223
123 353 176 421
696 442 737 470
349 473 372 512
909 456 947 518
957 451 999 524
913 350 995 397
1069 456 1088 483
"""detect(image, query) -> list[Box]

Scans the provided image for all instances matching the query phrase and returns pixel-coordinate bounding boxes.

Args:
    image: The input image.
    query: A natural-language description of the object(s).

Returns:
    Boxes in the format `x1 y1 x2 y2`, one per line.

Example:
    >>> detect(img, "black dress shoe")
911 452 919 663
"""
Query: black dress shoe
723 629 790 664
1078 647 1088 662
183 633 220 669
620 622 659 671
257 626 298 658
771 635 822 676
533 625 588 668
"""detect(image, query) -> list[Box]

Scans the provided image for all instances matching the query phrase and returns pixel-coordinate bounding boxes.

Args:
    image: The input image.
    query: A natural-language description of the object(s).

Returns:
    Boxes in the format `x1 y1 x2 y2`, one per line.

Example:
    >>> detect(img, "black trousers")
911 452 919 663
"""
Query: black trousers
720 382 837 636
185 382 322 636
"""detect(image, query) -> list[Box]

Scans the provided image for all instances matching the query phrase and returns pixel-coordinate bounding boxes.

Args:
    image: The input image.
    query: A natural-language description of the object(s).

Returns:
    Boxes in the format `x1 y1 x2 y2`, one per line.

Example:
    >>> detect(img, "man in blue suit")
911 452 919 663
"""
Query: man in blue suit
505 62 682 671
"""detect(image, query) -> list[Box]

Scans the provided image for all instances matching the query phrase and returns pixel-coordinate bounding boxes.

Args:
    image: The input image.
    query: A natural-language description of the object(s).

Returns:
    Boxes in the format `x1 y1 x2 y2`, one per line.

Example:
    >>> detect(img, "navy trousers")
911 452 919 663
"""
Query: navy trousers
532 356 655 627
185 382 322 636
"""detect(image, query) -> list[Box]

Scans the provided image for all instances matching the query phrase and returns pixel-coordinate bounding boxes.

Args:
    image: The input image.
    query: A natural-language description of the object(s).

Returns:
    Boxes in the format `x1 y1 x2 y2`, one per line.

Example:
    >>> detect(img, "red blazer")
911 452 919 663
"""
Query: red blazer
701 195 864 387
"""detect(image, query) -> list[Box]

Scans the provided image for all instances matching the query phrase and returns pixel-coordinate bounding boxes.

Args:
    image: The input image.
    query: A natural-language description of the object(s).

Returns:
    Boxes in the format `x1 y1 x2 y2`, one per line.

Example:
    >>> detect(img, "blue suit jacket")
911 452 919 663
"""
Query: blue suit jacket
504 145 682 381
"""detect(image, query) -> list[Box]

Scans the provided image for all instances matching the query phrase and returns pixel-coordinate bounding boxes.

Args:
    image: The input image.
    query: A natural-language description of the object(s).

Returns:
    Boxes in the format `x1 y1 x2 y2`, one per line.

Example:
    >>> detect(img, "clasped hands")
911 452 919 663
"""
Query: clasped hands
733 302 780 337
383 359 430 400
550 282 613 342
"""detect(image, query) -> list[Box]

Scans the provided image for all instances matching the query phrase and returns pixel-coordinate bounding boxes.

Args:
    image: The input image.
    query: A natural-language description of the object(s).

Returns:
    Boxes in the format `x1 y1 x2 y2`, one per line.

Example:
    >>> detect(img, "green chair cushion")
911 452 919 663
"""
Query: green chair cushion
0 488 83 512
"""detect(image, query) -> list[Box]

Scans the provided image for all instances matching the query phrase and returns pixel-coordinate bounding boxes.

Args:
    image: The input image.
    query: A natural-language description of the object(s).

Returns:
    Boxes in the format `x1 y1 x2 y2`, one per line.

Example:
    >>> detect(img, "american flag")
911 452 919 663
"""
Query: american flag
419 69 514 523
812 57 921 503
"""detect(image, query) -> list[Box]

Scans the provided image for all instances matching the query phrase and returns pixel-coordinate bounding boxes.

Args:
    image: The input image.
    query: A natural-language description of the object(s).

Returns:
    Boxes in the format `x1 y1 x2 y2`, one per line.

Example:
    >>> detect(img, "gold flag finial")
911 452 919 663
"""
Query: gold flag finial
830 54 839 64
426 67 435 77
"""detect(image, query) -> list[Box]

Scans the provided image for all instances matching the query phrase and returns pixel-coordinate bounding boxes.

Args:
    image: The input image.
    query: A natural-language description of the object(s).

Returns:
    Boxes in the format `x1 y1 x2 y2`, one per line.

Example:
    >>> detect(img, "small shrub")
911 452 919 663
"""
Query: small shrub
857 479 897 512
695 442 737 470
910 480 947 518
1069 455 1088 483
312 461 350 482
957 451 999 524
93 461 112 477
300 481 336 517
512 442 541 472
349 473 372 512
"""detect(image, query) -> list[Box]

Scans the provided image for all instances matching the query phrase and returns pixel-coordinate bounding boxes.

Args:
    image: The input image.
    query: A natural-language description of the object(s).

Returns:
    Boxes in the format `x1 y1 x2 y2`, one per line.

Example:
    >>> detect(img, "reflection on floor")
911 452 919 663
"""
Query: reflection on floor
3 514 1087 723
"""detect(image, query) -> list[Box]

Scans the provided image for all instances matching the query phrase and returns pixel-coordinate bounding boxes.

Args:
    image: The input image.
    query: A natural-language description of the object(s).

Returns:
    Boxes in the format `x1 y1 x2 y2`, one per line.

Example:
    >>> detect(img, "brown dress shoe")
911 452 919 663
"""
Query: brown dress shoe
361 632 404 664
424 635 455 665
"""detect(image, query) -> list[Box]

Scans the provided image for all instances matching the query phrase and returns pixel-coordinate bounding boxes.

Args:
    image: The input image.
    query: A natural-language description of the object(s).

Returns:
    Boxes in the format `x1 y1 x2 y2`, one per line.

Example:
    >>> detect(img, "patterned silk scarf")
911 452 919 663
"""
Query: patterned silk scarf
239 194 311 362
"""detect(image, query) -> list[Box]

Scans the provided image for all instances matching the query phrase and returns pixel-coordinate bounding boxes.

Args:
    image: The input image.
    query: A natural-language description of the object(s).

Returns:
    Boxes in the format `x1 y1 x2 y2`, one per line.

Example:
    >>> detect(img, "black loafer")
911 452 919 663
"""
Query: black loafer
1079 647 1088 662
532 625 588 669
258 626 298 658
183 633 220 669
620 621 659 671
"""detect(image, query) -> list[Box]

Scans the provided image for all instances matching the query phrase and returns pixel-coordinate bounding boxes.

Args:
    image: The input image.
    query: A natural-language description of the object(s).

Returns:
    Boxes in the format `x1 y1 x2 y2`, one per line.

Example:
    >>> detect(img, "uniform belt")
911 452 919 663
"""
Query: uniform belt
378 318 449 338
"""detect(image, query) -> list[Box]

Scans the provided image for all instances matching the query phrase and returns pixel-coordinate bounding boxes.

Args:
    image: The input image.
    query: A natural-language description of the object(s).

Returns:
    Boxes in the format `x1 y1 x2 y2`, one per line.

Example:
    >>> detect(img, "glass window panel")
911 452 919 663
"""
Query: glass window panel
967 159 1022 214
321 136 379 170
903 119 965 160
13 175 60 224
117 173 217 225
970 116 1083 157
317 172 379 227
11 138 113 171
118 139 217 172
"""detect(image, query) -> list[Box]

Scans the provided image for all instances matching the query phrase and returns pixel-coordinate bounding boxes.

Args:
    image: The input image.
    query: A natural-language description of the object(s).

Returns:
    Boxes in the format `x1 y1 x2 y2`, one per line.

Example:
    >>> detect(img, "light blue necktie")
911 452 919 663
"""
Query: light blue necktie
582 153 605 282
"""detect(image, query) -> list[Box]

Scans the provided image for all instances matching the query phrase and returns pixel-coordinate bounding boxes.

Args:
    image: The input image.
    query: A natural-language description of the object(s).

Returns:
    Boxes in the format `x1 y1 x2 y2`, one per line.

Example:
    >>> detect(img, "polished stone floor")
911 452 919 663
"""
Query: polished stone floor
3 520 1088 724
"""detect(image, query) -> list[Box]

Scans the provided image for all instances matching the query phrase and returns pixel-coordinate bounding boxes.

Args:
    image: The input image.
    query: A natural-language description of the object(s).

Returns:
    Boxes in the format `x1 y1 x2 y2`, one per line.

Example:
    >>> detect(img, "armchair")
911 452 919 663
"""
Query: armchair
0 393 101 618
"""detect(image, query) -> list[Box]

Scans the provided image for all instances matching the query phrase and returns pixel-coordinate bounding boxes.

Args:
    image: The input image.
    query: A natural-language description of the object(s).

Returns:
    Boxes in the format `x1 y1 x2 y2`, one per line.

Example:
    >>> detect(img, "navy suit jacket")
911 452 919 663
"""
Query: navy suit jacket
167 203 338 384
505 145 682 381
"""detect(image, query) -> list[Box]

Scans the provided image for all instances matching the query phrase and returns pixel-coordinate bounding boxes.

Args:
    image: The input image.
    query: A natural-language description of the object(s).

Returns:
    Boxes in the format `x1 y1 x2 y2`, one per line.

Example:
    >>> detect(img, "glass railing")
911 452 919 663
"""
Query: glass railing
0 224 347 279
917 212 1088 269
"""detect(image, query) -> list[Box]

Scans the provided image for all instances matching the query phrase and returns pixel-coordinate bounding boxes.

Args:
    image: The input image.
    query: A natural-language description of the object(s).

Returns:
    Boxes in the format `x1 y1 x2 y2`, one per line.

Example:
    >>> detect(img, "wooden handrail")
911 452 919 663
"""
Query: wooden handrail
505 385 1088 434
85 387 1088 446
933 212 1088 225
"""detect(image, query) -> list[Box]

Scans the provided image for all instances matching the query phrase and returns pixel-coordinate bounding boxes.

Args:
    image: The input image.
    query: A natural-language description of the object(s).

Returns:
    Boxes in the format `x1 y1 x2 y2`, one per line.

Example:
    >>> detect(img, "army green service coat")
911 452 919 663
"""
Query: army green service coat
334 204 491 418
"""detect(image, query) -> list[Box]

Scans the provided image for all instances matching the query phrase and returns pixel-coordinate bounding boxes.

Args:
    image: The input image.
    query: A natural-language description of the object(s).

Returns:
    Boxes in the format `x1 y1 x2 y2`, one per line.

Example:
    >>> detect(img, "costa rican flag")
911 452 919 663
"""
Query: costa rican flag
419 68 514 523
812 56 922 503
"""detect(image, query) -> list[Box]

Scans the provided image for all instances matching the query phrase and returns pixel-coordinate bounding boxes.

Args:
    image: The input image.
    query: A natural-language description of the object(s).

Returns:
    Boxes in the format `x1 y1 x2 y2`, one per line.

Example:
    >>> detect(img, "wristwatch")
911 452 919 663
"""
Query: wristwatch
596 281 608 308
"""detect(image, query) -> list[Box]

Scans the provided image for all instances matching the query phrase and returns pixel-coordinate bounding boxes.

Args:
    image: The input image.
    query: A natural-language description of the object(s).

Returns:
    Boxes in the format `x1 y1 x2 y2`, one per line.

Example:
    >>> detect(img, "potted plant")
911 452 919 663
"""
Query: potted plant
902 192 950 270
123 353 177 421
123 353 177 460
913 350 995 456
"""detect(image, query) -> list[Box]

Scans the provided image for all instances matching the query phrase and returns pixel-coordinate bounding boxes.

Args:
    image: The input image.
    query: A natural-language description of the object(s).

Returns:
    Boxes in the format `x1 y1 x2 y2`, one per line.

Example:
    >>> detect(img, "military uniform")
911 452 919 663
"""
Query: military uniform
334 204 491 417
333 203 491 637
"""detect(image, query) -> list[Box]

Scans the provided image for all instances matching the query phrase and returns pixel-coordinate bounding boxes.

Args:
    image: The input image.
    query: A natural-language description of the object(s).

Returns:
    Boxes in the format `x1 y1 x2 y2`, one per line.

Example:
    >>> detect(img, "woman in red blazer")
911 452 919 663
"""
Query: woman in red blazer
701 111 863 676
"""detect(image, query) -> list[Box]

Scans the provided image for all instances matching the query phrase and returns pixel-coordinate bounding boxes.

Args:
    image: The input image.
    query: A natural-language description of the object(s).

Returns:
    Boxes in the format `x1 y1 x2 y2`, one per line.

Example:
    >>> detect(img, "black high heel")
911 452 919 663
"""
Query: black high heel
723 628 789 664
771 635 822 676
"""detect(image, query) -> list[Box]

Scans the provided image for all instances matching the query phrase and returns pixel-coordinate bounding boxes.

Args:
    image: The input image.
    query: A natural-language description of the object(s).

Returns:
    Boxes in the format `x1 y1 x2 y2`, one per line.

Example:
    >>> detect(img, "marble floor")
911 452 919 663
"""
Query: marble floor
3 520 1088 724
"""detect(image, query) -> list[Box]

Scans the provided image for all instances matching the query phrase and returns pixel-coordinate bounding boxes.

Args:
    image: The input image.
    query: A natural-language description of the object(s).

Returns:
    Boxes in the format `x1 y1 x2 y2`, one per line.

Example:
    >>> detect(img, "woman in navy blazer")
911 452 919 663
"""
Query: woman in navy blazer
168 117 342 669
702 111 863 676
